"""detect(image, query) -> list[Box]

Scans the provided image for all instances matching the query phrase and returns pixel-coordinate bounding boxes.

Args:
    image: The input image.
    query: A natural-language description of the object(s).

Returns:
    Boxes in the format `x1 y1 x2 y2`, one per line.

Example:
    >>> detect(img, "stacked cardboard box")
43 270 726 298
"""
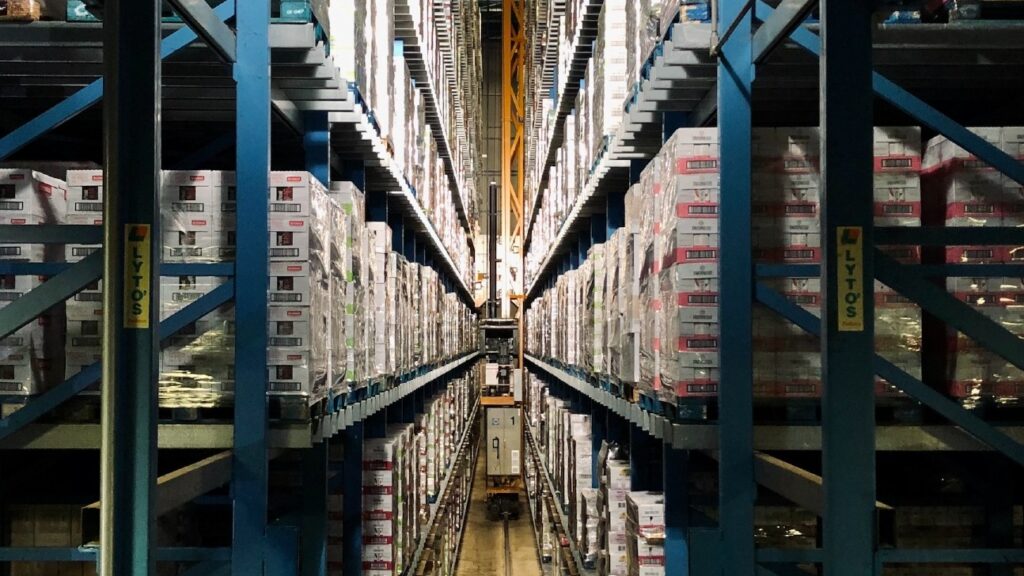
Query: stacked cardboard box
0 169 67 396
625 492 666 576
329 182 367 397
598 443 632 576
63 170 104 385
925 127 1024 405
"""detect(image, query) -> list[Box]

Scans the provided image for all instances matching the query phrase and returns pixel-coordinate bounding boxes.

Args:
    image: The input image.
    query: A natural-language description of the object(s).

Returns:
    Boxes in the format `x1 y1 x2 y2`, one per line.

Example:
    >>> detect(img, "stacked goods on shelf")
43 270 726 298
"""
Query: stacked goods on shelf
329 182 367 396
526 126 924 411
751 128 822 401
329 0 479 287
592 0 628 164
924 127 1024 407
64 170 104 387
625 492 666 576
597 442 632 576
0 169 67 395
361 371 474 576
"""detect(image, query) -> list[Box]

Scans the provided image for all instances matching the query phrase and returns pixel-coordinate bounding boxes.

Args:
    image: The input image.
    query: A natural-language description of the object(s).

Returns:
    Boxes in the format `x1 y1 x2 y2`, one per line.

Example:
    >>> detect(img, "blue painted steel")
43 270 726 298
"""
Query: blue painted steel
606 188 625 237
755 0 1024 189
569 242 580 270
172 132 236 171
366 191 387 222
0 262 72 276
662 112 689 143
876 226 1024 246
299 441 328 576
819 3 877 573
590 213 607 244
299 297 339 576
578 224 592 260
365 409 387 438
303 112 331 186
404 222 417 261
0 224 102 244
0 548 232 563
401 394 415 423
265 525 299 576
0 250 101 340
102 0 162 570
875 250 1024 372
341 160 366 192
388 206 404 256
232 0 272 572
755 281 1024 469
341 423 363 576
629 424 650 490
629 159 646 185
591 401 605 489
876 549 1024 564
717 0 756 572
663 445 689 575
180 561 230 576
0 282 232 442
0 1 236 162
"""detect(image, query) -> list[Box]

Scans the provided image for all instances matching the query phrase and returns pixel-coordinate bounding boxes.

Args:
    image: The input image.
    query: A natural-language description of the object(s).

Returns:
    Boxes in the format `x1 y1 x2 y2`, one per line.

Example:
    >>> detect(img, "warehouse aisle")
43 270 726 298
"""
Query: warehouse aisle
455 437 542 576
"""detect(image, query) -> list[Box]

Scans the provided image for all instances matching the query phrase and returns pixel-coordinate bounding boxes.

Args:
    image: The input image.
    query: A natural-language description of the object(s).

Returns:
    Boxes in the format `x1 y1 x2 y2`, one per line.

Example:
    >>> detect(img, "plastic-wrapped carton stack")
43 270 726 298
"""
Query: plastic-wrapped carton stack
873 127 923 398
366 223 392 379
598 442 632 576
751 128 823 400
64 170 104 383
657 129 721 407
925 127 1024 406
329 182 367 397
363 427 409 576
593 0 628 162
625 492 666 576
0 169 67 395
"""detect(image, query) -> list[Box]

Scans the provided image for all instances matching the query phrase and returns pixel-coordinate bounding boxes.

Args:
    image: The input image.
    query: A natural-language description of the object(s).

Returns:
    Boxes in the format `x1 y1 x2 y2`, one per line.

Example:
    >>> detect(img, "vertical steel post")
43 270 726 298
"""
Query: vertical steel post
100 0 160 573
717 0 755 573
300 111 329 576
341 424 363 576
820 2 876 575
590 399 605 489
233 0 272 573
664 445 689 575
629 424 650 490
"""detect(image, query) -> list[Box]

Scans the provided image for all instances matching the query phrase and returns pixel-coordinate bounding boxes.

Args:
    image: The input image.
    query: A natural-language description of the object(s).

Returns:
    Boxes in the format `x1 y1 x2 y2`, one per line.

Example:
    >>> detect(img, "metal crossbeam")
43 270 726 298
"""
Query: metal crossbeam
875 250 1024 373
752 0 817 63
0 250 102 340
876 226 1024 246
165 0 238 62
0 225 103 244
0 1 236 162
755 282 1024 468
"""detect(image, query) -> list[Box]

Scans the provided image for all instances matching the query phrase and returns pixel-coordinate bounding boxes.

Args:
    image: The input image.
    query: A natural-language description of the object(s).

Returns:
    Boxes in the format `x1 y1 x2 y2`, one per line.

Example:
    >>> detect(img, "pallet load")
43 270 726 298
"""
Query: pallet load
63 170 103 388
625 492 666 576
598 443 632 576
0 169 67 396
925 127 1024 408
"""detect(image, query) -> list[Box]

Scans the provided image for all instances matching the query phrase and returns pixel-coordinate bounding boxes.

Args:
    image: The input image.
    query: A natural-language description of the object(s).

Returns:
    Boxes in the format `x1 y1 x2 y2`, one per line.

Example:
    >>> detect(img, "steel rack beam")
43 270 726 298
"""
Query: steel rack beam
0 422 311 450
231 0 272 573
0 281 234 443
0 1 236 162
0 547 231 563
750 0 817 64
0 250 101 341
317 352 480 440
0 224 103 244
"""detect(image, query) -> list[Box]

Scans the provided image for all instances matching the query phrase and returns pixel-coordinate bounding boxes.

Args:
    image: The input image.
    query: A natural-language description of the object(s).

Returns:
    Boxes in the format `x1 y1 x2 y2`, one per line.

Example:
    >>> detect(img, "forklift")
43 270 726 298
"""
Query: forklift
481 182 524 521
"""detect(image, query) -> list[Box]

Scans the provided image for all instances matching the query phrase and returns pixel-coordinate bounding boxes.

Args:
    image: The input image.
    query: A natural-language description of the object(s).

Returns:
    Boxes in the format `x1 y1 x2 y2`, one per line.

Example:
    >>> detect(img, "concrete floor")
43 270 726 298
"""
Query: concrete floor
455 437 542 576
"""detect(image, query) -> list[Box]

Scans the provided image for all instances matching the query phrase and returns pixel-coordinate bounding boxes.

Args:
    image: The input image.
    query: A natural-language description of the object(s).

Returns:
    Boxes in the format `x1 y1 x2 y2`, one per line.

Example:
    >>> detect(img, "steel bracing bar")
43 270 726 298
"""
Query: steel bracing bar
0 225 103 244
0 1 236 162
0 250 101 340
99 0 162 572
875 250 1024 373
876 226 1024 246
717 0 756 572
0 279 233 443
232 0 272 572
753 0 1024 187
755 283 1024 468
165 0 237 62
751 0 817 63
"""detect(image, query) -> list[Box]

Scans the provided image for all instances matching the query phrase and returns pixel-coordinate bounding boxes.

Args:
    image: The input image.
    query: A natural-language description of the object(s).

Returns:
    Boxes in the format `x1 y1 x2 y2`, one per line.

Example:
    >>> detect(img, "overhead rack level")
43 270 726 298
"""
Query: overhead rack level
520 2 1024 576
0 1 483 574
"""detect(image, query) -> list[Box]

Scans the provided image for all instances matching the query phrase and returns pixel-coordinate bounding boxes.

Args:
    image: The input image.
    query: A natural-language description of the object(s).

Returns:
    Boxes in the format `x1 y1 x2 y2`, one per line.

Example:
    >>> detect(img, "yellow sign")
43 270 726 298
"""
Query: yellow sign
837 226 864 332
124 224 151 329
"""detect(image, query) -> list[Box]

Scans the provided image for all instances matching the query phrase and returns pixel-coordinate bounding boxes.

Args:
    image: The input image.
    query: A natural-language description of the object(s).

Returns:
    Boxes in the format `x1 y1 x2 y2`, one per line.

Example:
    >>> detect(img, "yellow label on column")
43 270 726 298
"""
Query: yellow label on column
124 224 151 329
837 226 864 332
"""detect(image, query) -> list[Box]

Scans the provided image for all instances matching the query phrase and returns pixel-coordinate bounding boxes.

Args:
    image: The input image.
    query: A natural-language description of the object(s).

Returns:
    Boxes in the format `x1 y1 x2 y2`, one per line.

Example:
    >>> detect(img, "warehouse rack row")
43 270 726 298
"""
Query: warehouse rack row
0 1 485 574
518 1 1024 575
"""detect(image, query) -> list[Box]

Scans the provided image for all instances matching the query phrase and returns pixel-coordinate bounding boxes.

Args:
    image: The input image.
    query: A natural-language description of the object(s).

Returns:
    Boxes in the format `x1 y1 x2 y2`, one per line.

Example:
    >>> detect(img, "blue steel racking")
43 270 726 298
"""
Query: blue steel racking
521 2 1024 575
0 1 478 574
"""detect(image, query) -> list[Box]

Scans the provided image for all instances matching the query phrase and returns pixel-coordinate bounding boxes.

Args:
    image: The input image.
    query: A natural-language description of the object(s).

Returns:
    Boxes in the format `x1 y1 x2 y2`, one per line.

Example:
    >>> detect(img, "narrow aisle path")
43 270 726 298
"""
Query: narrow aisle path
455 436 542 576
